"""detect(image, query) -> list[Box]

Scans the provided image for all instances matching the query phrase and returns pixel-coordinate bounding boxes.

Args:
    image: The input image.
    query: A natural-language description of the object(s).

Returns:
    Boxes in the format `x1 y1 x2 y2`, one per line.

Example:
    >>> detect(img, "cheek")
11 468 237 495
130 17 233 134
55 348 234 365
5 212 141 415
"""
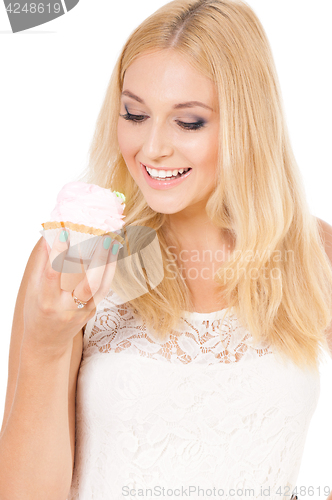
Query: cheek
183 133 218 168
173 134 205 164
203 128 219 169
117 122 128 154
117 121 137 160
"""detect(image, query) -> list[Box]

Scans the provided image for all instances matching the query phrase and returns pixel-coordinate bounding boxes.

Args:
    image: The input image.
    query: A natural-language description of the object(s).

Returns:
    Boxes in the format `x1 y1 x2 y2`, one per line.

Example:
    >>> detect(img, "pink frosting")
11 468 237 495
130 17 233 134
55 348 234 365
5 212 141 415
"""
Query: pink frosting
50 182 125 232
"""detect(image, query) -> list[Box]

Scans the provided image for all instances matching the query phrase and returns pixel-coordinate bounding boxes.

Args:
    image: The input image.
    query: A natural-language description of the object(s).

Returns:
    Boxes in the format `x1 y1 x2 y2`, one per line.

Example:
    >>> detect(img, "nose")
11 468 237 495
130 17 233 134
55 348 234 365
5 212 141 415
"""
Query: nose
141 120 173 160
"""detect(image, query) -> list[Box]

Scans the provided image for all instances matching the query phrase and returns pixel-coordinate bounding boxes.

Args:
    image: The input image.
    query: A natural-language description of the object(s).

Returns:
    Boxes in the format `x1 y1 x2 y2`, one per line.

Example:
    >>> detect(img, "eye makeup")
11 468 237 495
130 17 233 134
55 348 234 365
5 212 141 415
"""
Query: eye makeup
119 104 207 131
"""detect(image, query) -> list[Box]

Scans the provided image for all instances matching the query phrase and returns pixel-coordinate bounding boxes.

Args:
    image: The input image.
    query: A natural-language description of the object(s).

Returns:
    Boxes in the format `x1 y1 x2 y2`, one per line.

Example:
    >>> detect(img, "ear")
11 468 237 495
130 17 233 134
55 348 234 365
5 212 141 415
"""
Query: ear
316 217 332 354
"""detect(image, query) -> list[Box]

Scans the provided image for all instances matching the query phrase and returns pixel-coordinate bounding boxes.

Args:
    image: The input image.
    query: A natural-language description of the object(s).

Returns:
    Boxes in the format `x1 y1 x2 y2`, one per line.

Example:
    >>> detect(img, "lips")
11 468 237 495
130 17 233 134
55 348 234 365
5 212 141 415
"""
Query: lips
142 163 190 172
142 163 191 178
140 162 193 190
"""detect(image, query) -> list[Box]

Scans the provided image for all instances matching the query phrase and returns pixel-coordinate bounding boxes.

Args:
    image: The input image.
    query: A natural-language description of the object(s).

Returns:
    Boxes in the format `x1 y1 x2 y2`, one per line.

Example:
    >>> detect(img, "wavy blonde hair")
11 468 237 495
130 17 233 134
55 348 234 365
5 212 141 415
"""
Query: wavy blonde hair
78 0 332 373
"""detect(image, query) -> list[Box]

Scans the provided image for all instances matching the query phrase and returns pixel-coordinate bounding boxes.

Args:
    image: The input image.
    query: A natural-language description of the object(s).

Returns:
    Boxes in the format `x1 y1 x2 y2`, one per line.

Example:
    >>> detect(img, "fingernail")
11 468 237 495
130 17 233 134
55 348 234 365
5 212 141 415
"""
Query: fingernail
103 236 112 250
112 243 119 255
59 230 68 242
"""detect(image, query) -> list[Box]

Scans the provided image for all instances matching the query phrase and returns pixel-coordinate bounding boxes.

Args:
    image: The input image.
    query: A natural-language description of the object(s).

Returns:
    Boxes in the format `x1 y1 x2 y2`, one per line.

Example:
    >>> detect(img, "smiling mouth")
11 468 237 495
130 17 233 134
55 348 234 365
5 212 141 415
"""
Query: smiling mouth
143 164 192 181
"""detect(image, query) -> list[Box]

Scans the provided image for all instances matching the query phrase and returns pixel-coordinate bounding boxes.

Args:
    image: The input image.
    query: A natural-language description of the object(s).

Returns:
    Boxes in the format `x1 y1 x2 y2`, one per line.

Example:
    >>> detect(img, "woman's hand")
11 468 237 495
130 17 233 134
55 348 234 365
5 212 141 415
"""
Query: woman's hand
22 229 120 357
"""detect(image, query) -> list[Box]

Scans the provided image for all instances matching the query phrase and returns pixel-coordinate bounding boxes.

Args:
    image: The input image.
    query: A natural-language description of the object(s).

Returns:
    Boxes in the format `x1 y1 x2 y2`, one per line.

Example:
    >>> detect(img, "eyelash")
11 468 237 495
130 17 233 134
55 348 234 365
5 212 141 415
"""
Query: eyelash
119 111 206 131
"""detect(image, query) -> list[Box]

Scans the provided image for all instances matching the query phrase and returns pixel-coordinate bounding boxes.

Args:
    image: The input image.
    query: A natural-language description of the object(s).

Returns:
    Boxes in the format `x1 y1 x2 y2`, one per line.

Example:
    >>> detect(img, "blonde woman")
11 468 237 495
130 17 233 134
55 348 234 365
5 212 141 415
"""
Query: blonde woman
1 0 332 499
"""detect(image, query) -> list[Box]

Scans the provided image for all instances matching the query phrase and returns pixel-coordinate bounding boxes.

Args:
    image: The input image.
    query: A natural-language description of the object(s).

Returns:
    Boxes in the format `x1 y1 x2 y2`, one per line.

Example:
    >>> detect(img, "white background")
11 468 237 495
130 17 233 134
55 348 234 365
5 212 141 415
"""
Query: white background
0 0 331 497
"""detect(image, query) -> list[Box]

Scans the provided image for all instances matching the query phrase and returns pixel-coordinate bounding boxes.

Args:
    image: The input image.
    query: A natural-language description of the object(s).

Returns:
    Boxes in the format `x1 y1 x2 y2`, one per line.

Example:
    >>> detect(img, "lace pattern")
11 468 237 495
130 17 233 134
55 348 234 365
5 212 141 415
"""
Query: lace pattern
67 290 320 500
82 291 274 365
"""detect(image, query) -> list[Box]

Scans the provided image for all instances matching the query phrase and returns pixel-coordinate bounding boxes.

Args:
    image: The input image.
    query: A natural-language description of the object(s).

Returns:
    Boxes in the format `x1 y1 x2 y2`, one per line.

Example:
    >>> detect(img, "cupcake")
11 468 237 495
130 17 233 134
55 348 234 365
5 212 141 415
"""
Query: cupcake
40 181 126 272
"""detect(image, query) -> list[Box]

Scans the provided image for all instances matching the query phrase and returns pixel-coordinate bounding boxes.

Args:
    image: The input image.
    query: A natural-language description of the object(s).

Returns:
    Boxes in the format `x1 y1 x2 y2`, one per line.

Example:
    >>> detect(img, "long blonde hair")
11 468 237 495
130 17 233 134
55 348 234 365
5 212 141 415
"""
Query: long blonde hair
78 0 332 373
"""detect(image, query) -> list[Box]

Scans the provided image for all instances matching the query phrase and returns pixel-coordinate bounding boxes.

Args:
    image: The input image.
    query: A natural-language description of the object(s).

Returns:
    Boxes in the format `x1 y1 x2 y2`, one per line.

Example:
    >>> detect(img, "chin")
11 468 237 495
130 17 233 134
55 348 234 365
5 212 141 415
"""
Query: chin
146 202 180 215
142 195 184 215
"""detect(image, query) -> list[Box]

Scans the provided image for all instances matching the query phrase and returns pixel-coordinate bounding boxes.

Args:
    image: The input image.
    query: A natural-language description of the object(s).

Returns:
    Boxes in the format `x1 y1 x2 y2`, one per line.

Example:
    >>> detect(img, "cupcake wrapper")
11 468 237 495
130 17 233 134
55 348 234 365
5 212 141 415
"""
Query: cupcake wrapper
40 223 125 273
41 220 125 239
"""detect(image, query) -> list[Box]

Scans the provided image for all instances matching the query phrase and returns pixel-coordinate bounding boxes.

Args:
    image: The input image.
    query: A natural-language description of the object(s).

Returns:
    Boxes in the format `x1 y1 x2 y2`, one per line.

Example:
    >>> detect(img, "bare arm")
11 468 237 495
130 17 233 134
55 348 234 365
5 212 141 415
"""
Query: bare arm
0 342 76 500
0 237 85 500
316 217 332 500
316 217 332 353
0 232 120 500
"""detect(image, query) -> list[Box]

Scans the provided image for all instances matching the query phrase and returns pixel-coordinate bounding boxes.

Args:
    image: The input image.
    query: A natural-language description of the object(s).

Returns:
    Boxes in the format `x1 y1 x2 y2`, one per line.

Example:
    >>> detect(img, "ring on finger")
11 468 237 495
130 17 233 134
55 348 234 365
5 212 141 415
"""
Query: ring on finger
72 290 88 309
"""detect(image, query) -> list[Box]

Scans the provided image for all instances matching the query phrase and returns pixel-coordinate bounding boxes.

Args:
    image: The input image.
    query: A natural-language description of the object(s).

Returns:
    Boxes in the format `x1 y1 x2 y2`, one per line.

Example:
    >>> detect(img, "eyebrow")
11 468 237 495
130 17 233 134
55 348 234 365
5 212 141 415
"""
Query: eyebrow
121 90 214 112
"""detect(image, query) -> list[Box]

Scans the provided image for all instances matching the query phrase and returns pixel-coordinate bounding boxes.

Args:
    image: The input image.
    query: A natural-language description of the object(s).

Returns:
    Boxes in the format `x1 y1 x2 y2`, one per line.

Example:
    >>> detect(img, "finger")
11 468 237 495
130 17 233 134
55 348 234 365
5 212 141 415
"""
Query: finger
28 237 52 289
92 241 121 305
40 229 70 300
73 235 114 303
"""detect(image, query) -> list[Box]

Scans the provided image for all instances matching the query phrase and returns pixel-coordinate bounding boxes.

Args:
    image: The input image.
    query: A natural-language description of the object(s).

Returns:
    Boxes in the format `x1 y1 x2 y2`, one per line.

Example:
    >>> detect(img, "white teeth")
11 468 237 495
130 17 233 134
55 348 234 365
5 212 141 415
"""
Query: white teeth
145 165 190 179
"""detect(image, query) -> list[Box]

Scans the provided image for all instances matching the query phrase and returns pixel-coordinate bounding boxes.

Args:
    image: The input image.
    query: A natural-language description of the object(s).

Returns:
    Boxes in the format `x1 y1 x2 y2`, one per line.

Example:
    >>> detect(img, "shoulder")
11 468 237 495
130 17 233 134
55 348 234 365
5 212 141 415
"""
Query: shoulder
315 217 332 354
316 216 332 260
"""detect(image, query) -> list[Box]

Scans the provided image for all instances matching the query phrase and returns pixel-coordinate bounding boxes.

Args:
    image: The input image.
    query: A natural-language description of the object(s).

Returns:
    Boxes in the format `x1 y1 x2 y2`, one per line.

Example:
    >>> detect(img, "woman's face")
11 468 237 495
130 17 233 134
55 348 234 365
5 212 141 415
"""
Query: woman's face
117 49 220 215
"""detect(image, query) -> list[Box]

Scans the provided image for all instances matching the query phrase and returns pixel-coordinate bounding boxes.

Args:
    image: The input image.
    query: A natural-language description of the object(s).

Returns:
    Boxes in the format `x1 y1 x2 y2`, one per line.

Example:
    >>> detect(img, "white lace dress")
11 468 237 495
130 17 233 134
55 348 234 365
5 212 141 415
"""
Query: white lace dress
67 290 320 500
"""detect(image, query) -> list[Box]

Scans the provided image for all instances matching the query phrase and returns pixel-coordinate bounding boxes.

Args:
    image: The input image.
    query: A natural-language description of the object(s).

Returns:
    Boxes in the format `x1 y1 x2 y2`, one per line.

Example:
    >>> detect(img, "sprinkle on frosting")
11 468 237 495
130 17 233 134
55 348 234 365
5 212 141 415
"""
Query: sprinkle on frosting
114 191 126 203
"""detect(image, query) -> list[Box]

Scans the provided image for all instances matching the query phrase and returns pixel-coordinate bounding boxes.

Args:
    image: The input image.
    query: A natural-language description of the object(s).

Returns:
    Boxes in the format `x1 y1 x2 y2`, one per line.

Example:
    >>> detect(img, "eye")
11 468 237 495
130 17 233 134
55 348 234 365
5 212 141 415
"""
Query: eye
119 111 146 125
176 120 206 131
119 108 206 131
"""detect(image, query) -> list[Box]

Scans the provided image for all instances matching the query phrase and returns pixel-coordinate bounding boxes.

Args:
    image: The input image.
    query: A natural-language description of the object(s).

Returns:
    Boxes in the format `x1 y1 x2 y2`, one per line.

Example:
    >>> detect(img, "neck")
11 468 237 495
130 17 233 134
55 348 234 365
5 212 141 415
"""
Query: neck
165 205 234 255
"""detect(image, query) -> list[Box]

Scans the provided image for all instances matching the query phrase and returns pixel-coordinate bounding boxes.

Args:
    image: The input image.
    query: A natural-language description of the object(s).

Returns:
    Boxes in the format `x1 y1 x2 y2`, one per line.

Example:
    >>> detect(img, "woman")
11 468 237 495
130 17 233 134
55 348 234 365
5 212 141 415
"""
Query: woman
0 0 332 499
